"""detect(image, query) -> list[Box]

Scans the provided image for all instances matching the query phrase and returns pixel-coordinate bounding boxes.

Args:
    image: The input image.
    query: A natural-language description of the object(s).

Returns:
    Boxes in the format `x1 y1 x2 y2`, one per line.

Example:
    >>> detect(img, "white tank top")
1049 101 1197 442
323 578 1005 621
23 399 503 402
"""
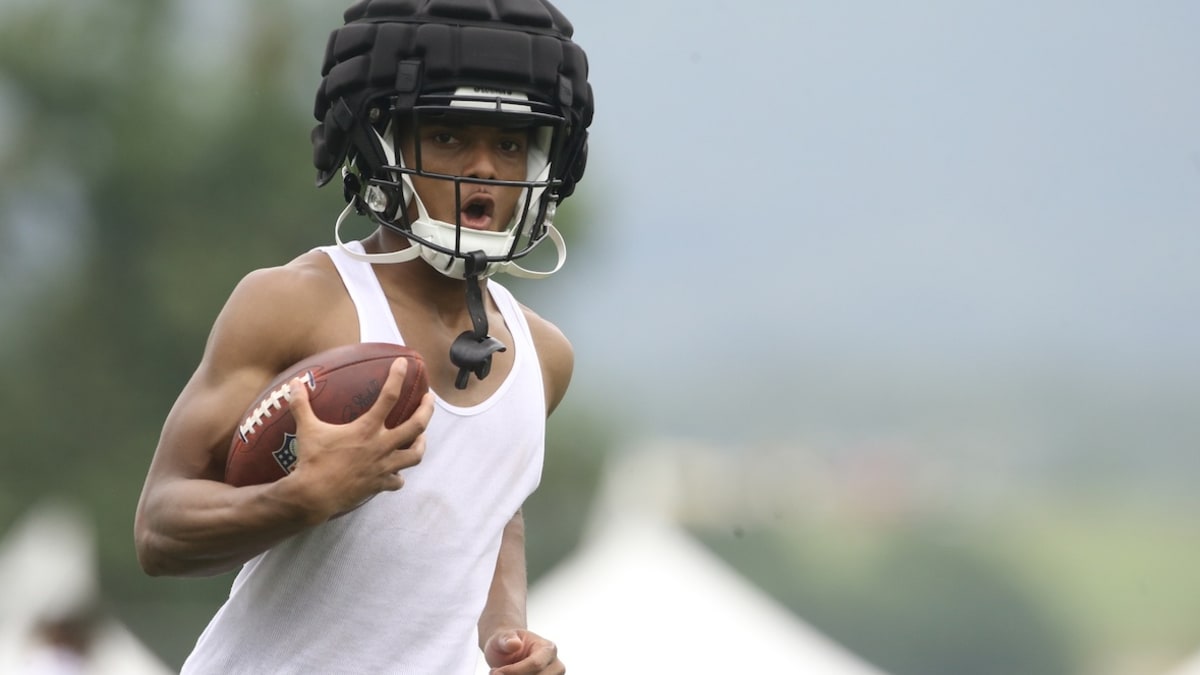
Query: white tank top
181 242 546 674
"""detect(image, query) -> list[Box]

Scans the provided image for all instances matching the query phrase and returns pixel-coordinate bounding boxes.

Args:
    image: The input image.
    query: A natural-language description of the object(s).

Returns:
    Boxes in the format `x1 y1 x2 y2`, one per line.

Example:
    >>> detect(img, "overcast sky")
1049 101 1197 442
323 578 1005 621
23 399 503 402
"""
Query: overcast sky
542 0 1199 379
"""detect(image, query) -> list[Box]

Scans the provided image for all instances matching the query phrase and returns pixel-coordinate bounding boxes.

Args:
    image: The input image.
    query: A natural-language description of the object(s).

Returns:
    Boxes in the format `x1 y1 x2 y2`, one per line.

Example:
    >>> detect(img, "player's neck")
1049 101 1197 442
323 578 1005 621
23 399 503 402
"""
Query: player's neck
362 228 482 323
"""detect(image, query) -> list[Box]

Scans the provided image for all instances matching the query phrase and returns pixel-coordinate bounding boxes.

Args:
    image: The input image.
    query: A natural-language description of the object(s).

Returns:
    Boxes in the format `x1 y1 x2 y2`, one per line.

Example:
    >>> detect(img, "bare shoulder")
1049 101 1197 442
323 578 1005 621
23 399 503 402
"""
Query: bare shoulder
521 305 574 416
207 250 347 373
149 250 352 481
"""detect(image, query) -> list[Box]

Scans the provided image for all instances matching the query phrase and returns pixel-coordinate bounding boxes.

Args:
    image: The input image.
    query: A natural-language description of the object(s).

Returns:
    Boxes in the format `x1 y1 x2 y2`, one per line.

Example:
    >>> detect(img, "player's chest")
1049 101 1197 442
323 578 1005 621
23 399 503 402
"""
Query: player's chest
393 310 517 408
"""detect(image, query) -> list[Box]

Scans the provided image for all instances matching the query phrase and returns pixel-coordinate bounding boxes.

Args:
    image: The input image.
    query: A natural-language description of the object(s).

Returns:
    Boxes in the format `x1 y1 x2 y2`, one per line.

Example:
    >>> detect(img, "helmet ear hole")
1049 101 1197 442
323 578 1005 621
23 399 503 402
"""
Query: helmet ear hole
364 184 390 214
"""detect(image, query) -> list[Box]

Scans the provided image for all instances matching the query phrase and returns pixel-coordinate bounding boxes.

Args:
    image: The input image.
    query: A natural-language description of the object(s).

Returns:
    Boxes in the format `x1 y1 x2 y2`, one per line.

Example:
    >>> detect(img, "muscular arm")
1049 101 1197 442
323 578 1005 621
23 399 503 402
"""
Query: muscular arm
477 308 572 673
478 510 530 646
134 257 431 577
134 263 330 577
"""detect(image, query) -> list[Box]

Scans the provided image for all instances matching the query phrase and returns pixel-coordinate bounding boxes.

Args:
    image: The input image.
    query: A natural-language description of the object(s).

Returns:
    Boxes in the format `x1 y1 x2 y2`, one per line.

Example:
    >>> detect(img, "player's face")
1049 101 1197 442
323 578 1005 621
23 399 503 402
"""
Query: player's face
400 122 531 232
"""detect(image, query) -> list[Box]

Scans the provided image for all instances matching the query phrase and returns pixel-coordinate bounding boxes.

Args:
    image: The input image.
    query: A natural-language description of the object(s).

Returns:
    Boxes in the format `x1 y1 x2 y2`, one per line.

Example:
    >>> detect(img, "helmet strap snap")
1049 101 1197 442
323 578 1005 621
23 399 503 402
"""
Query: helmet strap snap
449 251 507 389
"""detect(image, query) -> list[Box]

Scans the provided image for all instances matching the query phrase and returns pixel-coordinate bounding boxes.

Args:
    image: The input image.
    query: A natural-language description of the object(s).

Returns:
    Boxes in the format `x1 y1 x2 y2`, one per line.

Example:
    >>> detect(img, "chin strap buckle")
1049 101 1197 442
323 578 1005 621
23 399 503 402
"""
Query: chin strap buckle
449 251 507 390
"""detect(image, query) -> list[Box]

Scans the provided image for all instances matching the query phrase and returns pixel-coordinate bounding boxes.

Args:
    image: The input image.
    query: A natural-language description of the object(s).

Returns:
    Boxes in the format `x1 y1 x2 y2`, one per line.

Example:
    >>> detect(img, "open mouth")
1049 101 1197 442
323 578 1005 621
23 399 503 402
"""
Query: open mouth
459 194 496 231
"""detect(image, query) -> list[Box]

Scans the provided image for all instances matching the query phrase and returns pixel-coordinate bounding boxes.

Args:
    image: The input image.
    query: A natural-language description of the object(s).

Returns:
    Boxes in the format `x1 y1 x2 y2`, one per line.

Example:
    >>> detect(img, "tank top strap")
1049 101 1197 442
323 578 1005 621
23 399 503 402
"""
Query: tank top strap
485 279 536 360
316 242 403 344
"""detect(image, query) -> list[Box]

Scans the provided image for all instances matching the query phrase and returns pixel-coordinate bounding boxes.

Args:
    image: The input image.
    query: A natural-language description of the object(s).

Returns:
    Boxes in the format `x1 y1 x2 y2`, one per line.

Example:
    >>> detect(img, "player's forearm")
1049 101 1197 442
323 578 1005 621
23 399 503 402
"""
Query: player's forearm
134 477 320 578
478 510 529 646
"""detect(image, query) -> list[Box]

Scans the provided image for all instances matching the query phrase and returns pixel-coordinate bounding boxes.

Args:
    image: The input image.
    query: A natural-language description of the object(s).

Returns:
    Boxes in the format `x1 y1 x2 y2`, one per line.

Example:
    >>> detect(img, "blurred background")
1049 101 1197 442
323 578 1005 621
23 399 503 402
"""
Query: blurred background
2 0 1199 673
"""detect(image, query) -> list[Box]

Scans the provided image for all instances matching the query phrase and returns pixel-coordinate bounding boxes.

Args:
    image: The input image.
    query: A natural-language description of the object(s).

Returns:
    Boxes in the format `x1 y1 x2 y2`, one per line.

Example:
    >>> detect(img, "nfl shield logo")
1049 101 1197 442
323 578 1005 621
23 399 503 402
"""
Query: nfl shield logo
273 433 298 474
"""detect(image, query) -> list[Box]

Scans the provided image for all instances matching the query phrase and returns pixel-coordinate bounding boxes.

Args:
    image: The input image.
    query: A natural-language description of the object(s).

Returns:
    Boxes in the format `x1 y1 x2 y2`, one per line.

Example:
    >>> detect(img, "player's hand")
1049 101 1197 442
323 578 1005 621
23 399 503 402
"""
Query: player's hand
285 357 434 519
482 629 564 675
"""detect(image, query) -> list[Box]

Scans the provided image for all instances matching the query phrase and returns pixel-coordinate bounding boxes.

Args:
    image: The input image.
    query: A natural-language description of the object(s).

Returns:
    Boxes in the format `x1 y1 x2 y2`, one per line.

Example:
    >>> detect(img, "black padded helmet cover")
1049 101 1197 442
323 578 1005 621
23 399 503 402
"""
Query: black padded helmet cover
311 0 593 199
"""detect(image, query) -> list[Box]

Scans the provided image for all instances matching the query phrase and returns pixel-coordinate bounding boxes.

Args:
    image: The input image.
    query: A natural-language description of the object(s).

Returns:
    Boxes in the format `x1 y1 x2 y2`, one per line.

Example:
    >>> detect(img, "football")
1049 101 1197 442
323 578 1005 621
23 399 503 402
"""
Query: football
224 342 429 488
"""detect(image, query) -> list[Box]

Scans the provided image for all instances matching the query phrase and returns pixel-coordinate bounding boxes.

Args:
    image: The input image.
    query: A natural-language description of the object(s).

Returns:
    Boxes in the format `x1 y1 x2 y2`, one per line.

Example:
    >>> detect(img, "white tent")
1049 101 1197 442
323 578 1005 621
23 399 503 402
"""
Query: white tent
477 446 888 675
517 517 888 675
0 501 172 675
1165 651 1200 675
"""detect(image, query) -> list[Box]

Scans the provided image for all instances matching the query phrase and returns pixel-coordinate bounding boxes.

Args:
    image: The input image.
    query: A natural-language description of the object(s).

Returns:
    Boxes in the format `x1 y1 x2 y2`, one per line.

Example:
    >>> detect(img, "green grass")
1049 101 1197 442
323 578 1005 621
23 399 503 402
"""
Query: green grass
985 496 1200 674
694 493 1200 675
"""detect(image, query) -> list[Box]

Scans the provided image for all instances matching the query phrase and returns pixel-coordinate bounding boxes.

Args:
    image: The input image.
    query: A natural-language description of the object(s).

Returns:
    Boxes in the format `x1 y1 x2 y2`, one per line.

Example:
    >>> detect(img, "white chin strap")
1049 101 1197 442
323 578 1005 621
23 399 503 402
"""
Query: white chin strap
334 200 419 264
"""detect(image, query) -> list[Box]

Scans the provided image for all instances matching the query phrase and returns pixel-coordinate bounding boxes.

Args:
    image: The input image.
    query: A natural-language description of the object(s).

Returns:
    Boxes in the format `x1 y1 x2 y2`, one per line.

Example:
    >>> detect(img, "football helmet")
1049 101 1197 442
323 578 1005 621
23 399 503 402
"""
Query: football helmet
312 0 594 280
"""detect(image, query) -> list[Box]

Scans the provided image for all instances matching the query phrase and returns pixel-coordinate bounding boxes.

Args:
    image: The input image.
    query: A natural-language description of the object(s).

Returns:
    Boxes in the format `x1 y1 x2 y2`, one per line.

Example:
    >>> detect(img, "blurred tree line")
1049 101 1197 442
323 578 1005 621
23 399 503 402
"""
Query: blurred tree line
0 0 609 666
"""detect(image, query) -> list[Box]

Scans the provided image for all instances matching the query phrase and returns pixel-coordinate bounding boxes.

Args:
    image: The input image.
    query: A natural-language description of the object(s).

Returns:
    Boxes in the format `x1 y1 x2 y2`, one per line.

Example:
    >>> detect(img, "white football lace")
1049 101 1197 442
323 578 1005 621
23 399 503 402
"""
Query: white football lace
236 371 316 443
